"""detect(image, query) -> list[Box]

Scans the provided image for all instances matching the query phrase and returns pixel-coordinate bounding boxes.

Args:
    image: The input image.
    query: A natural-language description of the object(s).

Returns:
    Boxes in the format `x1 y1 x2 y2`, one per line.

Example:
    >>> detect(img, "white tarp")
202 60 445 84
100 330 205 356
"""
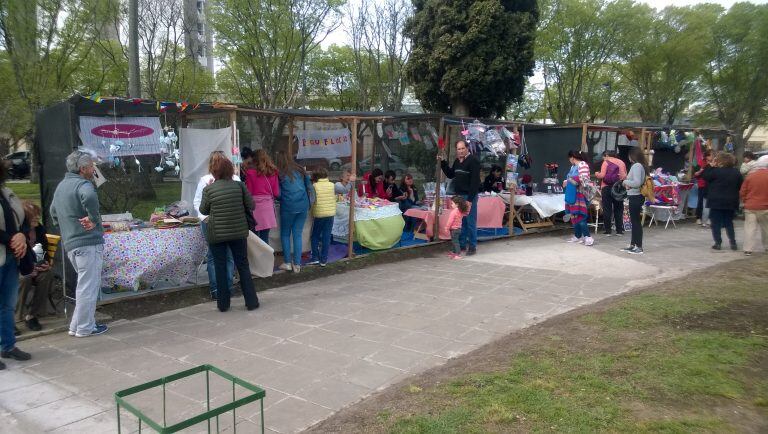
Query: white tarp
247 232 274 277
79 116 164 157
180 127 233 216
296 128 352 159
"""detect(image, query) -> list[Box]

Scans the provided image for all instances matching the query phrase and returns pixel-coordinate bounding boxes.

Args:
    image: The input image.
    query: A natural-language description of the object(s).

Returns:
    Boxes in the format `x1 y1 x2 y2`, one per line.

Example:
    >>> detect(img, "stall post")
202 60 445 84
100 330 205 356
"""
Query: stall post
229 110 238 172
288 118 295 158
686 130 697 181
348 118 359 258
433 118 445 241
580 123 588 153
508 123 518 237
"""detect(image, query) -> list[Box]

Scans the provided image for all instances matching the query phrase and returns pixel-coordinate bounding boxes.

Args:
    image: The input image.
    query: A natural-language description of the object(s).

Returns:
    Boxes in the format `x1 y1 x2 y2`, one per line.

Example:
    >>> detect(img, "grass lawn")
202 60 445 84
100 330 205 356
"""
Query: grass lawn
311 256 768 433
8 182 182 221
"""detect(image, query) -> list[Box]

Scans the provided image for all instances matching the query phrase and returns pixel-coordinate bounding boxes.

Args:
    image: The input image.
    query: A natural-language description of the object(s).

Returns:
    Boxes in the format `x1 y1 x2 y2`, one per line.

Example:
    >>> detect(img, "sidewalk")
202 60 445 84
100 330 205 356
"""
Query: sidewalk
0 222 747 433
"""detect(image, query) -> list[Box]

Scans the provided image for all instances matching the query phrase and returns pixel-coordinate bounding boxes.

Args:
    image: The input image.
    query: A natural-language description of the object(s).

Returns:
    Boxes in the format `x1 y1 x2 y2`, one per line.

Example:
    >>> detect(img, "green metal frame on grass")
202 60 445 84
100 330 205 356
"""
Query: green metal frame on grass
115 364 266 433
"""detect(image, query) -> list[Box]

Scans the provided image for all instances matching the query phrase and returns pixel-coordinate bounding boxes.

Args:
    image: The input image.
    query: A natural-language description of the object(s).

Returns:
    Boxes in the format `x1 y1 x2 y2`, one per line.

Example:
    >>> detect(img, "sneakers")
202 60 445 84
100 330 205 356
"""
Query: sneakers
711 244 721 251
293 265 301 274
319 263 327 267
744 251 752 256
449 253 462 260
620 245 635 252
75 324 108 338
306 259 320 266
602 232 613 237
466 246 477 256
567 236 583 243
583 237 595 246
730 242 737 251
1 347 31 361
278 263 293 271
696 219 701 225
626 246 644 255
25 317 42 332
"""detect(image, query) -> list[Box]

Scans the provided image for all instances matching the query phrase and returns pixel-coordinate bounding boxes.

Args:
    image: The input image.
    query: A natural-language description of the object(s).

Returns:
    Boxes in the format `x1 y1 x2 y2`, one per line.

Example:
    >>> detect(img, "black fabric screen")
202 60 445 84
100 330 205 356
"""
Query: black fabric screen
522 128 583 184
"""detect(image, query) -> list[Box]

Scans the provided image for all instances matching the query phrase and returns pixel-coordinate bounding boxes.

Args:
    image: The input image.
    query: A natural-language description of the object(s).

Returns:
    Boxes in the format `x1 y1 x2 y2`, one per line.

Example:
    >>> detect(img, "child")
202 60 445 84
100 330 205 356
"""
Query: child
447 196 469 259
309 167 336 266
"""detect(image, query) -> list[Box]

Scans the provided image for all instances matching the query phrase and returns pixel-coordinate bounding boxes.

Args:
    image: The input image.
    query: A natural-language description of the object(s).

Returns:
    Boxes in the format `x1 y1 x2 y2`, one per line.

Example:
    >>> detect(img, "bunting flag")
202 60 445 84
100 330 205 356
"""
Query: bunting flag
131 98 143 105
89 92 102 103
158 102 174 112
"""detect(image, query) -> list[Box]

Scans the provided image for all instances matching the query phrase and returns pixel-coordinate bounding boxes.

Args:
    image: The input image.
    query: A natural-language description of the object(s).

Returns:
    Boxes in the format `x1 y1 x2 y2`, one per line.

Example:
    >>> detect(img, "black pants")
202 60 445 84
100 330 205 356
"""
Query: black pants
210 238 259 312
628 195 644 248
601 186 624 234
709 208 736 246
695 187 707 219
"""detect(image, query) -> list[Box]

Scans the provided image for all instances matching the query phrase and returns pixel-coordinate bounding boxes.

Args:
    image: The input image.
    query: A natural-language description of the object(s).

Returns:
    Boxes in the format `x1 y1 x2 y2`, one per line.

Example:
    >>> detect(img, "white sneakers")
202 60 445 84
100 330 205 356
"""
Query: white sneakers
278 263 293 271
583 237 595 246
567 236 594 246
567 236 583 243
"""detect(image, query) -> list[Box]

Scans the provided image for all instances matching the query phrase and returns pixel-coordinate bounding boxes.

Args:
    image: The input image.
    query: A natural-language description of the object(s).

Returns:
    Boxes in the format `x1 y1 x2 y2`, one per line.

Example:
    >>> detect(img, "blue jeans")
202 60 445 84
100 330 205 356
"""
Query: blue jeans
573 219 590 238
310 216 334 264
460 194 479 249
0 254 19 351
201 222 233 296
280 210 308 265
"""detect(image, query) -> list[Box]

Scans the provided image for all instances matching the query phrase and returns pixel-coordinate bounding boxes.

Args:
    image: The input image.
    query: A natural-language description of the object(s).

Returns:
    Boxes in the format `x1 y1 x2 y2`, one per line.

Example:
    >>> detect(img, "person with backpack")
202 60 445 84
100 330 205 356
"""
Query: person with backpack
595 150 627 236
621 148 648 254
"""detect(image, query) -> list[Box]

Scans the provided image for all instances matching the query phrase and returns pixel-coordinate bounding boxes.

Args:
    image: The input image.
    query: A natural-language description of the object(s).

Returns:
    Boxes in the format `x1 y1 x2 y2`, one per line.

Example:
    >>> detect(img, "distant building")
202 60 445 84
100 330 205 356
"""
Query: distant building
184 0 215 74
747 126 768 151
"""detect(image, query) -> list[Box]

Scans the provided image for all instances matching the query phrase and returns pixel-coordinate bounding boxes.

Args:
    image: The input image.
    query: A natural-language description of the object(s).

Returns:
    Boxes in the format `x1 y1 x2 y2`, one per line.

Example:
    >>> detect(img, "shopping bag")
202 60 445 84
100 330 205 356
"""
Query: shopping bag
247 231 275 277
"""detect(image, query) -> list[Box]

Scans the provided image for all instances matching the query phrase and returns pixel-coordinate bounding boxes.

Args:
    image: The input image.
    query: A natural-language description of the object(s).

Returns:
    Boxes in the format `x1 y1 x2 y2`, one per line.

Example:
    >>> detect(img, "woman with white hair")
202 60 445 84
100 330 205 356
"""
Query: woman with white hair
740 155 768 255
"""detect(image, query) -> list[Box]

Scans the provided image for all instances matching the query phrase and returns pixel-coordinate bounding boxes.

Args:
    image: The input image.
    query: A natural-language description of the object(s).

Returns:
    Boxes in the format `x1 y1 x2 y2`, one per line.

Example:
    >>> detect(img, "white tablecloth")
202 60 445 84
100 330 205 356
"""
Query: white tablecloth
500 192 566 218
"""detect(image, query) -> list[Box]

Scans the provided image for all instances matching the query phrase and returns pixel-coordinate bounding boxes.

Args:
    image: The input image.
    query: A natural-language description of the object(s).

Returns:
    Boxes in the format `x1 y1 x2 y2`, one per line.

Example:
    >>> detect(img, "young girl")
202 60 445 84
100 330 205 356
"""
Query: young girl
563 150 594 246
308 167 336 266
447 196 469 259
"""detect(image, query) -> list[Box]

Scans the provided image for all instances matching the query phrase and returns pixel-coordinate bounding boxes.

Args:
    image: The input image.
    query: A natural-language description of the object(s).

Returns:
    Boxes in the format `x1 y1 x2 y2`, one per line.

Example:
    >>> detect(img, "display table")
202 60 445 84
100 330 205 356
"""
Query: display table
652 183 694 220
499 192 566 232
404 196 506 241
102 226 208 291
332 202 405 250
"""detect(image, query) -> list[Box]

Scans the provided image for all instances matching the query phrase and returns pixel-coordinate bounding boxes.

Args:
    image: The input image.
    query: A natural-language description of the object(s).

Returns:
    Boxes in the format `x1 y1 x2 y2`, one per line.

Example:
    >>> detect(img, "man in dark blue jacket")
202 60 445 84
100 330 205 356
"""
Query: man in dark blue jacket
438 140 481 255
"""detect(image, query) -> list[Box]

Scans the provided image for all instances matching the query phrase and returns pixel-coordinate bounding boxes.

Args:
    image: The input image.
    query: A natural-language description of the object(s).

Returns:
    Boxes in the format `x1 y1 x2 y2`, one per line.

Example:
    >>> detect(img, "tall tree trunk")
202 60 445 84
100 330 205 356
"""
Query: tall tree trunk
128 0 141 97
451 99 470 117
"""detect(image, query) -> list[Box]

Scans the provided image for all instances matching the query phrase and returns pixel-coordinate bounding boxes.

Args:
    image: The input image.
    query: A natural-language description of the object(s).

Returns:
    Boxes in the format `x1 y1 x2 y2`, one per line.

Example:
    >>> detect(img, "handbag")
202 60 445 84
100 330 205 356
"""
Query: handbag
239 182 257 233
564 181 577 205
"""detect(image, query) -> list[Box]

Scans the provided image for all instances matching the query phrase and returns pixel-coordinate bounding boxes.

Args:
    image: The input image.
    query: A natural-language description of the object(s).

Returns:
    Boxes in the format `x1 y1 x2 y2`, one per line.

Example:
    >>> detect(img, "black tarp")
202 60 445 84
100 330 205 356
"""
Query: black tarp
522 126 583 183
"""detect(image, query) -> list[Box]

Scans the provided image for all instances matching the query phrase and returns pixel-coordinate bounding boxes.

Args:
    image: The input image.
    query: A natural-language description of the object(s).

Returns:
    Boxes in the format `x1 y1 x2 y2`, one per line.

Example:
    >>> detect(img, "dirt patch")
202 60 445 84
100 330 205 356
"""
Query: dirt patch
672 300 768 336
306 255 768 433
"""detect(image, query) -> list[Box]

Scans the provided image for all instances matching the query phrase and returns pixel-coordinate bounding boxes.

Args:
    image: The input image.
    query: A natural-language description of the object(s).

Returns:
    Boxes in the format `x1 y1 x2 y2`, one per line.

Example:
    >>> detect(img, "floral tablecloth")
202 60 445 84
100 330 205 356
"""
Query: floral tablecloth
102 226 207 291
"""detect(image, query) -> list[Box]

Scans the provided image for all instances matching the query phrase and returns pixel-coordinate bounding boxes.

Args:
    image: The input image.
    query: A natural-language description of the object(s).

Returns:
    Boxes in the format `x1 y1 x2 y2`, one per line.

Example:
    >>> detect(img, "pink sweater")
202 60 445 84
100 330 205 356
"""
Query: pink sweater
244 169 280 198
446 207 465 230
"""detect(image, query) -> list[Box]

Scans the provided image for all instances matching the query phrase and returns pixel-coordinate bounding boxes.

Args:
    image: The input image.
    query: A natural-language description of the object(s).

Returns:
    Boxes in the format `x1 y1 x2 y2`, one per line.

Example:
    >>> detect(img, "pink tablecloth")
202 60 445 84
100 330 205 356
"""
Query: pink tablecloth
405 196 506 240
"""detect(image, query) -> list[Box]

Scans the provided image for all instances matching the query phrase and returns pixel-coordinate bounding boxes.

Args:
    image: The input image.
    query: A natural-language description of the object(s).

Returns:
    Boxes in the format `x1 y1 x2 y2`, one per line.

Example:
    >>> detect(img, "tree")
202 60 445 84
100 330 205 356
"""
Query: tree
537 0 640 123
305 45 365 111
405 0 539 117
700 2 768 160
347 0 411 112
617 5 719 124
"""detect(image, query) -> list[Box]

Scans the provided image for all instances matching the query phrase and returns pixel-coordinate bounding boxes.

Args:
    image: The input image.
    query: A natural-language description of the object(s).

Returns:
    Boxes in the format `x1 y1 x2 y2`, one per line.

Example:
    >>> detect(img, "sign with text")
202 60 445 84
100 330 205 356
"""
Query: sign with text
296 128 352 159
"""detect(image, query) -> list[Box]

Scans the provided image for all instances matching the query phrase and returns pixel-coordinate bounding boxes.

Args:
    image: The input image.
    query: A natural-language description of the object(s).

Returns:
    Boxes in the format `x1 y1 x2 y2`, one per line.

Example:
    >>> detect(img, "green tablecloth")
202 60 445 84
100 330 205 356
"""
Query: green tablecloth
354 214 405 250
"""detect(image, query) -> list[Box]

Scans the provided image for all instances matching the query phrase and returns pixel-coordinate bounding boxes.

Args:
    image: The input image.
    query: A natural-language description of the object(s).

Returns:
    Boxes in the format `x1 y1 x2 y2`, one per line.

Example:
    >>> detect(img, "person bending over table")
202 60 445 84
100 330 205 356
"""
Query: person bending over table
482 165 506 193
438 140 481 255
194 151 237 300
199 156 259 312
16 201 53 332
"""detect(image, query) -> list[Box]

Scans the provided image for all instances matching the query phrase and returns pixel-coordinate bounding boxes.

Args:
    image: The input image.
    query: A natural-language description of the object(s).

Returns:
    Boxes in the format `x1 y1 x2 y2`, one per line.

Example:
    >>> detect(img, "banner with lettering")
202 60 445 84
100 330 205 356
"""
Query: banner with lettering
296 128 352 159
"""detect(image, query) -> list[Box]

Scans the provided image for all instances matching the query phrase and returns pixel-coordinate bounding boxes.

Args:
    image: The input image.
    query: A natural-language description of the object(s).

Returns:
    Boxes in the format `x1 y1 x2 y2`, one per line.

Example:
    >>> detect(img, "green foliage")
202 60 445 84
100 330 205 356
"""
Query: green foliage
306 45 370 111
405 0 539 117
399 142 438 182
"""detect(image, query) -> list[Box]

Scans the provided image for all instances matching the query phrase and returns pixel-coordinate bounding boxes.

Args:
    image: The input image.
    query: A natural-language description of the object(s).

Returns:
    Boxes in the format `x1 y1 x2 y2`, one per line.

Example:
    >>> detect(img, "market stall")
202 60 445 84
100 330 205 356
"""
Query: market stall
404 195 506 240
499 192 566 232
333 199 405 250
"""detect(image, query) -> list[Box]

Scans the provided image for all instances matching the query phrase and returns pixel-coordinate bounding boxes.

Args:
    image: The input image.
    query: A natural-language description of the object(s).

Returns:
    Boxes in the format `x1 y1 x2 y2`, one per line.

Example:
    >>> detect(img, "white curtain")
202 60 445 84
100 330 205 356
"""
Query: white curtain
180 127 233 216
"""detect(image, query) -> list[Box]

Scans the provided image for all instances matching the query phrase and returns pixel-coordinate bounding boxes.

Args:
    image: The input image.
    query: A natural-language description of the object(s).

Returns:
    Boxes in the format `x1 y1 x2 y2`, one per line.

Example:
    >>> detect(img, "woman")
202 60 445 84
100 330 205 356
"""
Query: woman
275 152 313 273
622 148 648 255
563 150 594 246
398 174 420 232
239 147 254 182
740 156 768 255
334 169 356 197
694 150 714 227
199 155 259 312
703 152 743 250
358 168 386 199
0 162 31 366
16 202 53 332
244 149 280 243
482 165 506 193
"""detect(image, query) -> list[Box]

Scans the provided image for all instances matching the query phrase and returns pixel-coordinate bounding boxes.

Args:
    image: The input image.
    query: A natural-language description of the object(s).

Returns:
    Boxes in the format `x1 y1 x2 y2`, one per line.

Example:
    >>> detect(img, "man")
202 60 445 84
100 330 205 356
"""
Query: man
740 155 768 256
50 150 108 337
438 140 481 255
595 150 627 236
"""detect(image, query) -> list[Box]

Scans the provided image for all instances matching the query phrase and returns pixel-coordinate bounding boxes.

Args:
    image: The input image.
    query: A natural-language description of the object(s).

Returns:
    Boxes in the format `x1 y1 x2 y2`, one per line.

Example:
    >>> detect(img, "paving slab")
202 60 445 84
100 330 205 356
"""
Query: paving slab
0 222 746 433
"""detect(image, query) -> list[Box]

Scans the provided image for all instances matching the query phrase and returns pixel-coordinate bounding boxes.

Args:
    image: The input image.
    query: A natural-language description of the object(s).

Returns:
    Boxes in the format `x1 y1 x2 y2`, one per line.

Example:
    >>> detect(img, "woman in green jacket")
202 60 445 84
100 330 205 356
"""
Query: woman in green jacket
199 153 259 312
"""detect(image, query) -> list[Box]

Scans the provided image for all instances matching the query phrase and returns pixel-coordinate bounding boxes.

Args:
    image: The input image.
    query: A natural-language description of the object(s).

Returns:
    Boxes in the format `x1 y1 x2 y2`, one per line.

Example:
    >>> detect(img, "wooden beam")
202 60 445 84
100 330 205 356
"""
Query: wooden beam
348 118 359 259
433 118 445 241
508 123 519 237
287 118 295 157
580 123 588 152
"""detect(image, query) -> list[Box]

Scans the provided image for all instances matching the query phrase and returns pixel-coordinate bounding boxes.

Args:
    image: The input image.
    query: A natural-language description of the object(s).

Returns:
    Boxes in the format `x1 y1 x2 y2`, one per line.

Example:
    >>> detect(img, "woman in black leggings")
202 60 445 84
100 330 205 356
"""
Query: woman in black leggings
622 148 648 254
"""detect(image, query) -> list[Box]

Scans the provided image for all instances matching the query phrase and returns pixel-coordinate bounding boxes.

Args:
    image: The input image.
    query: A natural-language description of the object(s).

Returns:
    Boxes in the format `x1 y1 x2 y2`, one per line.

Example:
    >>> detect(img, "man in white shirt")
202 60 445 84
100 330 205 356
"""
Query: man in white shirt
193 170 240 299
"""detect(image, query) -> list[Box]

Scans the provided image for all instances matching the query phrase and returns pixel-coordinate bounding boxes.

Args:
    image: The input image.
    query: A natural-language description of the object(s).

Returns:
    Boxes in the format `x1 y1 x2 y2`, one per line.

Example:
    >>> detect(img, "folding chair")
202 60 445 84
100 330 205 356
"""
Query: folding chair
647 205 677 229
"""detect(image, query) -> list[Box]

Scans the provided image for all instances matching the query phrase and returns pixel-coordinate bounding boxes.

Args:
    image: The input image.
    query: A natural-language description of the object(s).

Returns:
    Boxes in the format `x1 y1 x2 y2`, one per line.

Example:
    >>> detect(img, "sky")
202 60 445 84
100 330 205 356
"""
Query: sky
321 0 767 48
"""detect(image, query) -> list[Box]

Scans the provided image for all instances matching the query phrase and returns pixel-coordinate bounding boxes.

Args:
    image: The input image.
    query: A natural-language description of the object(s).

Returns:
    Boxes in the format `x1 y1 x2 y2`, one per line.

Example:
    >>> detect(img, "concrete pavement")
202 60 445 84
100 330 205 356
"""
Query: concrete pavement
0 222 749 433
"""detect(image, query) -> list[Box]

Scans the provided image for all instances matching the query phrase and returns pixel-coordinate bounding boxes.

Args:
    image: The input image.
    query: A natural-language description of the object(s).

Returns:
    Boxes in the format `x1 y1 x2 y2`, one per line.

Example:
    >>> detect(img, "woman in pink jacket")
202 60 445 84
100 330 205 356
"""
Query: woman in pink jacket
244 149 280 243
